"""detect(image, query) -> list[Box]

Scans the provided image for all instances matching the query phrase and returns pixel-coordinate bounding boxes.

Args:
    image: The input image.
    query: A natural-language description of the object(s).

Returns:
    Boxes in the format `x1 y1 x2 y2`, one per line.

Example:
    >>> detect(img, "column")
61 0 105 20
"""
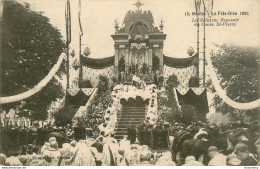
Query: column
159 44 164 73
114 45 119 72
148 45 153 68
133 50 136 66
145 48 148 65
125 48 129 72
129 49 132 66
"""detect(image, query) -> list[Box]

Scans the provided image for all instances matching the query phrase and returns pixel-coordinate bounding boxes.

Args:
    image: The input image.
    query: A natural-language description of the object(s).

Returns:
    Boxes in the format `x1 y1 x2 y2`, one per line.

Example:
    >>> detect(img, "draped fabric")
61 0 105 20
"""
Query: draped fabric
175 88 209 113
119 88 152 106
67 88 81 96
62 88 94 121
175 87 205 95
206 55 260 110
0 53 65 104
65 88 94 107
74 106 87 118
81 56 114 69
163 53 198 68
164 65 196 87
81 88 95 96
82 66 114 87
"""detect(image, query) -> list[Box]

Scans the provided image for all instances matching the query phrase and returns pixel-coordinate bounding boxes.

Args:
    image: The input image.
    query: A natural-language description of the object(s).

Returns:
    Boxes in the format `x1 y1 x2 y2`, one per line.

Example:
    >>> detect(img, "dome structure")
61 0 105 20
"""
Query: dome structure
120 10 157 33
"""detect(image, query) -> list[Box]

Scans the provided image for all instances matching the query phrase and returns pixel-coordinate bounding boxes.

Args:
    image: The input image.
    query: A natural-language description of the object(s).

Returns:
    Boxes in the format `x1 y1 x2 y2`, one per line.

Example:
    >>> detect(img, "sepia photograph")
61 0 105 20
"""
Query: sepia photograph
0 0 259 167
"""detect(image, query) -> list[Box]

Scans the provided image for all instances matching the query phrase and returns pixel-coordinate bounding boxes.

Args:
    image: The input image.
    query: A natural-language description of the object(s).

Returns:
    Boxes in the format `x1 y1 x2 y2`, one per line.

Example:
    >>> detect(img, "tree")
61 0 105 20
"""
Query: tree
181 105 198 125
158 74 180 123
54 104 77 126
165 74 178 93
189 77 199 87
0 1 65 120
208 44 260 122
96 75 109 97
83 47 91 58
72 77 93 88
71 49 76 58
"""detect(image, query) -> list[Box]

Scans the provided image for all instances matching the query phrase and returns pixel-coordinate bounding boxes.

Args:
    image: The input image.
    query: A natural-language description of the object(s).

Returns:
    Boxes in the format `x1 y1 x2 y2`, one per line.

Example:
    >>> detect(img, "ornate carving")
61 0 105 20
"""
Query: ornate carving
123 10 154 32
130 43 147 49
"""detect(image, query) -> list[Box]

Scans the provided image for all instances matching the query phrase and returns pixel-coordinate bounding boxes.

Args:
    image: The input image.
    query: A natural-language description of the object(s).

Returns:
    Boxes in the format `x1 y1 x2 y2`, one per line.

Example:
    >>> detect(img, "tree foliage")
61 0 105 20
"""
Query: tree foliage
96 75 109 97
83 47 91 58
86 76 112 120
158 74 180 123
181 104 198 125
208 44 260 121
54 104 77 126
189 76 199 87
0 1 65 120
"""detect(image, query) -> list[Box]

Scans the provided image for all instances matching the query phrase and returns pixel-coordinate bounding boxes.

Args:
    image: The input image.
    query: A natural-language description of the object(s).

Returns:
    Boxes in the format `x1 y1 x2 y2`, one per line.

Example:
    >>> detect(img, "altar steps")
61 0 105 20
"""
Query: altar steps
114 105 147 141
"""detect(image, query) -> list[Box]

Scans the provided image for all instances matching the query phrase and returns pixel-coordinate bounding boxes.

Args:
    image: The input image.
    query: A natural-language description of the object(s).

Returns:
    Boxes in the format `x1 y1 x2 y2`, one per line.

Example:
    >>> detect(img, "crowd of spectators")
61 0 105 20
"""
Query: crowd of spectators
0 119 259 166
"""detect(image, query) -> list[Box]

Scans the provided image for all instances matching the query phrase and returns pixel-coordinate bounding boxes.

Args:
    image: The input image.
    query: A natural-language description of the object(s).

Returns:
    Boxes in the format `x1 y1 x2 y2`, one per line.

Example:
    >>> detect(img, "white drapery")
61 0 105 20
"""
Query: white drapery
0 53 65 104
206 54 260 110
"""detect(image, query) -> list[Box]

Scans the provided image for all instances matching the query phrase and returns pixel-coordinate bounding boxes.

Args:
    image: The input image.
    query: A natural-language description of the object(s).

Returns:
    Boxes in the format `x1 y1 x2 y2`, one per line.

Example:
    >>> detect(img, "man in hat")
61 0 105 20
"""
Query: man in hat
207 146 227 166
226 154 241 166
234 143 258 166
155 151 176 166
91 136 104 166
182 156 204 166
139 150 153 166
43 137 61 166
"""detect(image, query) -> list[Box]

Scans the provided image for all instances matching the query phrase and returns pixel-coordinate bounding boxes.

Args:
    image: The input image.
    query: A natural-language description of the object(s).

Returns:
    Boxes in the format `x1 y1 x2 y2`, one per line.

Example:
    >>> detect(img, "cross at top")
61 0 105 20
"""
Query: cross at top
133 0 144 11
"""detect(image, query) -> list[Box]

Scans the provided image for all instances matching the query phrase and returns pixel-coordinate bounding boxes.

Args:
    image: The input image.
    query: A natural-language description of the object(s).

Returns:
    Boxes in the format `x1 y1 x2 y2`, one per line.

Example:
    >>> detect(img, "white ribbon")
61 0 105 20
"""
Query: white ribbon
206 55 260 110
0 53 65 104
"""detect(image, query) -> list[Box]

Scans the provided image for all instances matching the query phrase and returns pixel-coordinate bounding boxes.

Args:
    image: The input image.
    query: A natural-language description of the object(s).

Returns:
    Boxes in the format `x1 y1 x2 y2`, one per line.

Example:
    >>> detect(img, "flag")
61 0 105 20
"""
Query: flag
195 0 202 14
203 0 214 17
65 0 71 44
78 0 83 37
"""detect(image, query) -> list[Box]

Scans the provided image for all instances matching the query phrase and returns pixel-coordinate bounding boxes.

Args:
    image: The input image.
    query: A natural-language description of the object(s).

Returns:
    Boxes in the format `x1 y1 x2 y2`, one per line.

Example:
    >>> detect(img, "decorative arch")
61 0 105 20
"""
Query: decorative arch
125 20 153 33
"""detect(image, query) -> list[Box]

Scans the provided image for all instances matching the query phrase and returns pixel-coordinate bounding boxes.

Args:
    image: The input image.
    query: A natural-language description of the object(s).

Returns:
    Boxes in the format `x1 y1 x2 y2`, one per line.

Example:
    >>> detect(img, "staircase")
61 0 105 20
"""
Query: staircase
115 105 147 141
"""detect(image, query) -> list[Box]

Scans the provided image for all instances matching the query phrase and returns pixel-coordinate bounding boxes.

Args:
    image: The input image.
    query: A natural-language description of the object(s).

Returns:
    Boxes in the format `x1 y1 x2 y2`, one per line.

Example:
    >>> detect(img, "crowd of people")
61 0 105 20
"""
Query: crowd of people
0 119 259 166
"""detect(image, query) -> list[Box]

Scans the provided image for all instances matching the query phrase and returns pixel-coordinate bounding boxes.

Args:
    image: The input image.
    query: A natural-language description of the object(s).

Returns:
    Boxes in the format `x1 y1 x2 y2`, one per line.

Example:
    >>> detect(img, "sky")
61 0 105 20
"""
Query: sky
16 0 260 59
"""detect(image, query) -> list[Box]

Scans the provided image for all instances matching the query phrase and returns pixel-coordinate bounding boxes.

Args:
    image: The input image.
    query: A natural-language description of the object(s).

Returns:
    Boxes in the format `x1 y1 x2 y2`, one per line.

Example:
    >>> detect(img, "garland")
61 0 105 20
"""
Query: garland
206 54 260 110
81 56 114 69
0 53 65 104
163 53 198 68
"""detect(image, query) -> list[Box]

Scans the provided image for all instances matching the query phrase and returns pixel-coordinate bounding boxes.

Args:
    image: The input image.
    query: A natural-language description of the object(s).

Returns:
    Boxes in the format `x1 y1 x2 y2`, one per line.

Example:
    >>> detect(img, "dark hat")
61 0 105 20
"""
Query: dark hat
234 143 248 154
